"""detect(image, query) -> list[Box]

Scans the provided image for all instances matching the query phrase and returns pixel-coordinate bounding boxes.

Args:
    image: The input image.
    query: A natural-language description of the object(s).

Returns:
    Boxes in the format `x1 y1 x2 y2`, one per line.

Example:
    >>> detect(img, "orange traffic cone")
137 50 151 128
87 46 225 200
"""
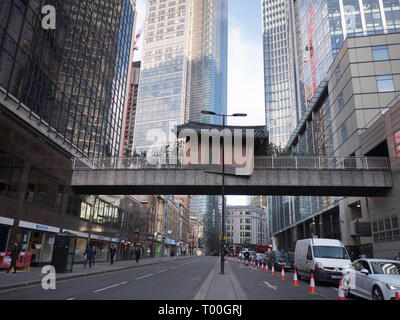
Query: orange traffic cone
257 262 260 269
308 273 319 295
292 268 300 286
281 266 286 280
338 280 345 300
261 263 264 271
394 292 400 300
265 263 269 273
271 264 275 275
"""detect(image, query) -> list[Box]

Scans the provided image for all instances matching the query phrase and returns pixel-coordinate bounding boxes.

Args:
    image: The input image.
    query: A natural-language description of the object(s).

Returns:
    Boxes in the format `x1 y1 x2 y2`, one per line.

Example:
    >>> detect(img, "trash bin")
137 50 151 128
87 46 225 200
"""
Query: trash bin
51 233 77 273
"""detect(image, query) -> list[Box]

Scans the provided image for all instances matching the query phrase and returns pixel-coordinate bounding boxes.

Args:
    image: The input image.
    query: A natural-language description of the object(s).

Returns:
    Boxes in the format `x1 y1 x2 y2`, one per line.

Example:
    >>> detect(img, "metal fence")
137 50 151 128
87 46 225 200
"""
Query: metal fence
73 156 391 171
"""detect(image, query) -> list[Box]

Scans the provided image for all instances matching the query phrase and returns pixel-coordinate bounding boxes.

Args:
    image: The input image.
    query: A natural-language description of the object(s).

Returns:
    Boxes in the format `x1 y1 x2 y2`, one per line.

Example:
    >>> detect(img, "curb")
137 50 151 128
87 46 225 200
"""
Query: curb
0 256 195 292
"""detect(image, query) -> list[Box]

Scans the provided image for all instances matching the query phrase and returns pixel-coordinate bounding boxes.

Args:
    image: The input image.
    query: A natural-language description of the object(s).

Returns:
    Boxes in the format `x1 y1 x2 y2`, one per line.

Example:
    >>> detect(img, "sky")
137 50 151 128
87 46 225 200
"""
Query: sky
133 0 265 206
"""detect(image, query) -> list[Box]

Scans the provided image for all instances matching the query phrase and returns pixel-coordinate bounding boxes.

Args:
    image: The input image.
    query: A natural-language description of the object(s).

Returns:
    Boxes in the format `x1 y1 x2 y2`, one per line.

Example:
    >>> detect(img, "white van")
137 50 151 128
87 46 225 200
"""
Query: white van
294 238 352 284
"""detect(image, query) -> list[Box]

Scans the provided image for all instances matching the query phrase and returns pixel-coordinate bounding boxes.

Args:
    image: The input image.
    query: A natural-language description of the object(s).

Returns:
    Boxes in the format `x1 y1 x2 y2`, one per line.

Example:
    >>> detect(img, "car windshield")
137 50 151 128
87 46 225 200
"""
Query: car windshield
370 261 400 275
276 251 288 261
312 246 349 259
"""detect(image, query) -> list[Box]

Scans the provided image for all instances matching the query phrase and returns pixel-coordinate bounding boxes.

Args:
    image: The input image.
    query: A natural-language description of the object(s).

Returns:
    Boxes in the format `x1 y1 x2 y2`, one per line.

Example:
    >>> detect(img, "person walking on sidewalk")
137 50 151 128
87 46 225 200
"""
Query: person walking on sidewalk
109 245 117 265
7 242 20 274
135 247 141 263
83 245 93 269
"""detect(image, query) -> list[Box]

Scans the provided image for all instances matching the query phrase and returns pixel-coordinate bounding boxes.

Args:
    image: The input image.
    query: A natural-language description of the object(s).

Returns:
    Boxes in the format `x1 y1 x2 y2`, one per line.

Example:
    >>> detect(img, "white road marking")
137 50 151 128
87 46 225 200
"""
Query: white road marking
66 298 75 300
136 273 154 280
120 281 128 285
94 283 120 293
263 281 277 290
157 269 168 273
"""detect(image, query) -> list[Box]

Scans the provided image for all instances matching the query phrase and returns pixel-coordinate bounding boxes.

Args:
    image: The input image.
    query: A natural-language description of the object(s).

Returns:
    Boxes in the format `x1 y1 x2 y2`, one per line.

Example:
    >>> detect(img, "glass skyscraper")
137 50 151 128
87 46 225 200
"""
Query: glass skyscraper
0 0 135 158
133 0 228 152
262 0 299 147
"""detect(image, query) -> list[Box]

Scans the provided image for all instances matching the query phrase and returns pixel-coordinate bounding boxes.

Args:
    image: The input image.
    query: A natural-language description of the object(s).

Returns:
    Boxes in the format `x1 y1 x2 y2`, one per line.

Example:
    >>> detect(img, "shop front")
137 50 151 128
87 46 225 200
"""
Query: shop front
62 229 89 263
17 220 60 267
0 217 13 252
89 234 111 262
165 238 177 256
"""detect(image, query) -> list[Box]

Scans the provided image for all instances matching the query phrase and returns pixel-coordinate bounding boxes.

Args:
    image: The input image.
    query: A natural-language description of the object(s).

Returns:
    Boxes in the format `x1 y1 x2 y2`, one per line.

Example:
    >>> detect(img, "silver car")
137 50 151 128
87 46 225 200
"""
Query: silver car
344 259 400 300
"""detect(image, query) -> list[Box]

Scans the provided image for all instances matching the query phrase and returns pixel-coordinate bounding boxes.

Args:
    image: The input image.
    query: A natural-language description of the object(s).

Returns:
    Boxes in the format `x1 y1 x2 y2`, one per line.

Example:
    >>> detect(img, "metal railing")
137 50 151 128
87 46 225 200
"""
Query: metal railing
72 156 391 171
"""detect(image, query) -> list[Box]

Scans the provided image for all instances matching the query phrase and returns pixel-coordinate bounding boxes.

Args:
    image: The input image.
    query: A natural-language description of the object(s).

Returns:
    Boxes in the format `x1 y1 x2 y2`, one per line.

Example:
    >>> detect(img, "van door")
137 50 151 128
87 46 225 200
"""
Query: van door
305 245 313 275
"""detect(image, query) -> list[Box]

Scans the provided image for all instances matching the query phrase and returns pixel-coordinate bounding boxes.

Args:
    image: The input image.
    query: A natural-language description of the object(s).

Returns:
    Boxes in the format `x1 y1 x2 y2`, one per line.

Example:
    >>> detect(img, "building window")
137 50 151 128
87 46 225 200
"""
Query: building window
373 216 400 243
0 150 24 198
372 46 389 61
25 167 64 210
376 75 395 92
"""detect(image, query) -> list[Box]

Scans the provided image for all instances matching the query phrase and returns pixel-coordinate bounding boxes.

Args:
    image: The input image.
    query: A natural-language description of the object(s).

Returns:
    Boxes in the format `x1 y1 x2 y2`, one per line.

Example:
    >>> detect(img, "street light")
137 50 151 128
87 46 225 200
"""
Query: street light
201 110 247 274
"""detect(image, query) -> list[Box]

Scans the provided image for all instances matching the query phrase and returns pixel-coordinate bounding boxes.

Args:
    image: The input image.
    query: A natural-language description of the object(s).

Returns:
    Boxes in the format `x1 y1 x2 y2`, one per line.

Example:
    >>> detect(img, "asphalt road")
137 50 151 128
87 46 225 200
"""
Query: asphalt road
229 260 351 300
0 256 214 300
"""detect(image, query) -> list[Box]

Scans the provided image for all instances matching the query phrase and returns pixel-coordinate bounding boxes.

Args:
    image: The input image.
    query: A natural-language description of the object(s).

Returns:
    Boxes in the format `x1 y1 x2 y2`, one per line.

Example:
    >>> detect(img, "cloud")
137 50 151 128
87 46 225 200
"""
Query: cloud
227 17 265 126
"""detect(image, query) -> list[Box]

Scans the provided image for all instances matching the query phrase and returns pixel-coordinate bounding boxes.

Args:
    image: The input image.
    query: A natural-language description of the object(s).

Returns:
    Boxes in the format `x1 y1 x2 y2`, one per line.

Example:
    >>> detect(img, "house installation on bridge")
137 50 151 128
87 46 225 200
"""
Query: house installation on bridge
71 122 393 197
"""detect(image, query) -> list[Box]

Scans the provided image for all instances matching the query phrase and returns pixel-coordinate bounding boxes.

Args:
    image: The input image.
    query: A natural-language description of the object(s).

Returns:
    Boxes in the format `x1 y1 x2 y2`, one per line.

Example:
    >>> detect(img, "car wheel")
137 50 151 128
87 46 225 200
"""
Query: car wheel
372 286 384 300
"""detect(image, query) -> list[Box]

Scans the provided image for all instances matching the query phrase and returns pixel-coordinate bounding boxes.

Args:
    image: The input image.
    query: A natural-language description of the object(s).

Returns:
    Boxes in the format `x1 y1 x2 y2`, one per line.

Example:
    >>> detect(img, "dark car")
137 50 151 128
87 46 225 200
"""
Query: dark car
266 250 293 271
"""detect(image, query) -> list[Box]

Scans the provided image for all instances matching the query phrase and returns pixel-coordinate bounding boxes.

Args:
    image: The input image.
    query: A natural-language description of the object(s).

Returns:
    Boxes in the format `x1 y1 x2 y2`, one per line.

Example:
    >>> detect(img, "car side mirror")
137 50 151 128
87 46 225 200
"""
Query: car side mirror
360 269 369 275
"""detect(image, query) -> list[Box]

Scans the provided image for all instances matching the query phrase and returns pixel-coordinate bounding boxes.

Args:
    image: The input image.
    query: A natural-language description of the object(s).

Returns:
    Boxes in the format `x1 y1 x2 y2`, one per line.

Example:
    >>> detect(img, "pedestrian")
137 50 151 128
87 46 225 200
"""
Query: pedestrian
92 245 96 266
135 247 141 263
83 245 93 269
109 245 117 265
6 242 20 274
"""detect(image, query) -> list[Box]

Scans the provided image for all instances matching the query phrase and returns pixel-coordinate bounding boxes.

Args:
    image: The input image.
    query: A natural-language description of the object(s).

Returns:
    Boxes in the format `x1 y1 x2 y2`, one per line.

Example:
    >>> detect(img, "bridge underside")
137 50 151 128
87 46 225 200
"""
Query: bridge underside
71 168 392 197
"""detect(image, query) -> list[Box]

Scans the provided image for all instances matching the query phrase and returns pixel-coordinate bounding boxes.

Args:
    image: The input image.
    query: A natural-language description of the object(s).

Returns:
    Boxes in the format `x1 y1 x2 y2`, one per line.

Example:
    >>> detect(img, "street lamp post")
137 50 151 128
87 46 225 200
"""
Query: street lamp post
201 110 247 274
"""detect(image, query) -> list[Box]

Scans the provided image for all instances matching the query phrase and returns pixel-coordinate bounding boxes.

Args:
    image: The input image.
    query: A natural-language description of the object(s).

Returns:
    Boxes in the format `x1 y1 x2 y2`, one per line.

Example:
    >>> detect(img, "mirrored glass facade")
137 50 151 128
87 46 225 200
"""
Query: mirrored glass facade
133 0 228 152
0 0 135 158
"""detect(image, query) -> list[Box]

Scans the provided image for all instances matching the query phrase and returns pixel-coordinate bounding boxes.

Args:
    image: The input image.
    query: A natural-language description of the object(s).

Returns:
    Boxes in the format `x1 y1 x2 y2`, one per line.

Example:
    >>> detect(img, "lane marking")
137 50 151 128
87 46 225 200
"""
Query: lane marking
66 298 75 300
262 281 277 290
157 269 168 273
136 273 153 280
120 281 127 285
94 283 120 293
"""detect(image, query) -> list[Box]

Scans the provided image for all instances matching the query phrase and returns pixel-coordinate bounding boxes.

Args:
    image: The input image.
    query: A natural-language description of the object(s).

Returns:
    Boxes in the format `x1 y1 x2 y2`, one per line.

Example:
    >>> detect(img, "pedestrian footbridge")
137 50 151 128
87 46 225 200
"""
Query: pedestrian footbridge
71 156 393 196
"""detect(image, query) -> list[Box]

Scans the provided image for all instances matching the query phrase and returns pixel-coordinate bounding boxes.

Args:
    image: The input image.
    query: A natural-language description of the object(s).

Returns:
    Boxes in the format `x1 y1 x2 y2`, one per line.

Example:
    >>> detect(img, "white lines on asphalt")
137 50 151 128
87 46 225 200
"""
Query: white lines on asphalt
120 281 128 285
94 283 120 293
66 298 75 300
262 281 277 290
136 273 154 280
157 269 168 273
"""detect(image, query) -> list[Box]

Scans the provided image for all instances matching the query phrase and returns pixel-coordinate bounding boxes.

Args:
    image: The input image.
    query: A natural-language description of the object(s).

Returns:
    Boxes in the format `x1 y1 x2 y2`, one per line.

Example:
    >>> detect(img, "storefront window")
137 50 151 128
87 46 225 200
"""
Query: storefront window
40 233 55 263
74 238 88 263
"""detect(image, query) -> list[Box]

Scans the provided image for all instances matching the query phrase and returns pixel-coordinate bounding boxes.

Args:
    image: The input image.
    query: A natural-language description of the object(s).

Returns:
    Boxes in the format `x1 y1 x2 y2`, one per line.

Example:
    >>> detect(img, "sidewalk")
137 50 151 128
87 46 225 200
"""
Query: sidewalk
194 258 247 300
0 255 194 292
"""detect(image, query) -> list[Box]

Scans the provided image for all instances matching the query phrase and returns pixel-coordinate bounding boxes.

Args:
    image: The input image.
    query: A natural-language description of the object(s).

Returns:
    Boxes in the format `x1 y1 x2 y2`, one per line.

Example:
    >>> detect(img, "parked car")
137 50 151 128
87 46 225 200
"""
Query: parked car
266 250 292 271
294 238 352 284
344 259 400 300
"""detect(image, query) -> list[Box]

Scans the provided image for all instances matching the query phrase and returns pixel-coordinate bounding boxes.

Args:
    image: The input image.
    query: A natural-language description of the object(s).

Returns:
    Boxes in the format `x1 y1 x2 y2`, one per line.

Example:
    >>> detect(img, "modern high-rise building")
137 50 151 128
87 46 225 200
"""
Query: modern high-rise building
269 0 400 256
122 61 141 156
133 0 228 152
0 0 137 265
262 0 299 148
131 0 228 254
297 0 400 110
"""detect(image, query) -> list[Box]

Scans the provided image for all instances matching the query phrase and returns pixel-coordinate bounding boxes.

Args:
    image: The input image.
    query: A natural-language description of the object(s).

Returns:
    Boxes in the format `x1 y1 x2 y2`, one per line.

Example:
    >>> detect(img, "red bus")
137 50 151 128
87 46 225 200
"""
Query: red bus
256 244 272 253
